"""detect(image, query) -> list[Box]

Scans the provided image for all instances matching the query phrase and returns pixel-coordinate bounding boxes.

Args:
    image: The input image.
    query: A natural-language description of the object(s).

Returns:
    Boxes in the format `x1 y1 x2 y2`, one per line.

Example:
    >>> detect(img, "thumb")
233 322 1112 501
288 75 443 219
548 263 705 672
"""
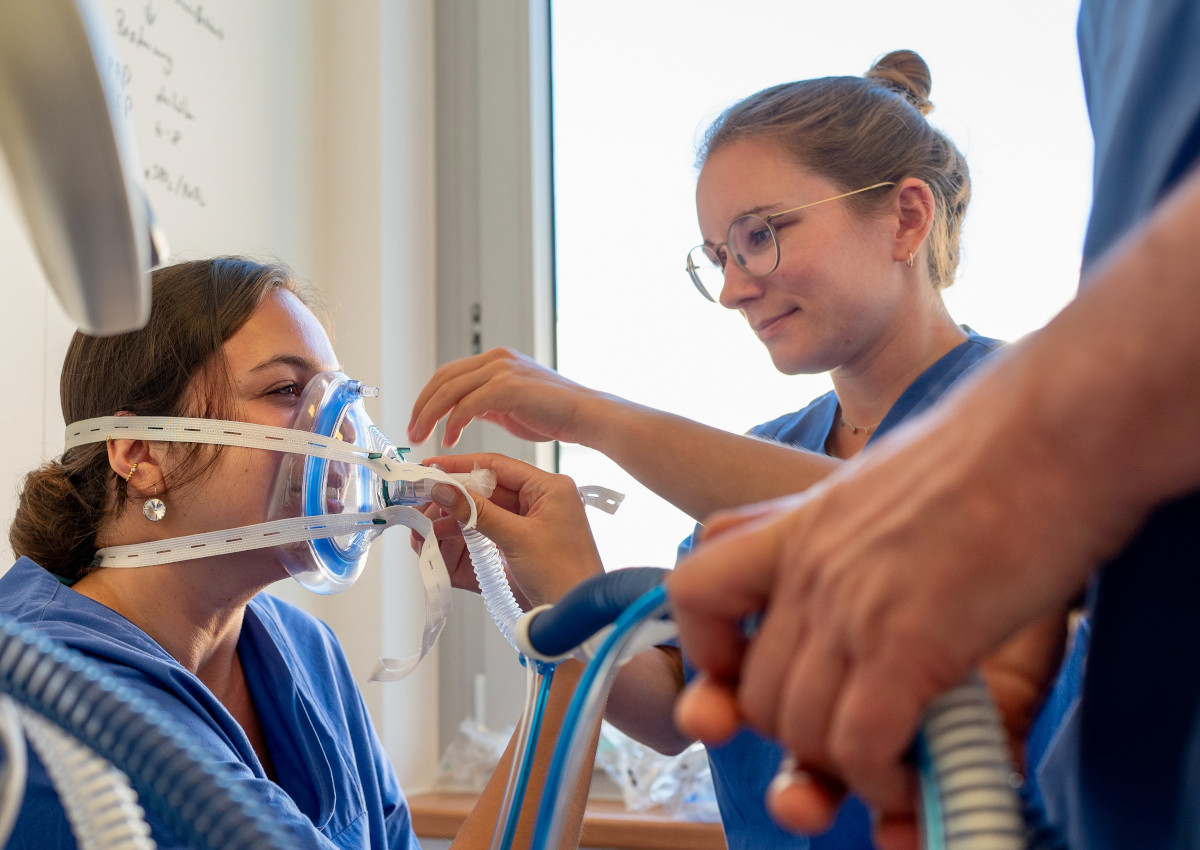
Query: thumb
429 482 477 523
430 481 517 547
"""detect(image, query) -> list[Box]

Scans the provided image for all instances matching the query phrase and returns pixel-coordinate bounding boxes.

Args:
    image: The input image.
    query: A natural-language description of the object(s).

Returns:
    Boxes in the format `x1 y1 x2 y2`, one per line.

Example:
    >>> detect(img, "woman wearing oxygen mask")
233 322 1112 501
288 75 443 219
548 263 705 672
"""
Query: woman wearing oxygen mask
2 257 604 849
410 51 1075 850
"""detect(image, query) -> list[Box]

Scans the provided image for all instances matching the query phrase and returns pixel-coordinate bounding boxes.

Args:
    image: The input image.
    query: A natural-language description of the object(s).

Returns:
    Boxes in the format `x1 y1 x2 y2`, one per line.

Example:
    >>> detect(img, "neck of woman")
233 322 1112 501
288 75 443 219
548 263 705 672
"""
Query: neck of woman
73 557 269 681
830 312 967 449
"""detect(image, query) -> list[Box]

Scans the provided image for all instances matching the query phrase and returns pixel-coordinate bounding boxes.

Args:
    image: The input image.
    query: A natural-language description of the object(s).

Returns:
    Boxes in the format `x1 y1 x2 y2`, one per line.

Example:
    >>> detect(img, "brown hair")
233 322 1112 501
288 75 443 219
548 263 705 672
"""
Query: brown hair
698 49 970 289
9 257 316 582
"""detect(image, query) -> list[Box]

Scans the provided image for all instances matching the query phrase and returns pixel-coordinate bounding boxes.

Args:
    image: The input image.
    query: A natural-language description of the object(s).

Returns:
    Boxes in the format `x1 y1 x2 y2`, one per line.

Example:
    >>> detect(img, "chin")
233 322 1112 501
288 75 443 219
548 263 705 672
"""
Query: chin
766 349 822 377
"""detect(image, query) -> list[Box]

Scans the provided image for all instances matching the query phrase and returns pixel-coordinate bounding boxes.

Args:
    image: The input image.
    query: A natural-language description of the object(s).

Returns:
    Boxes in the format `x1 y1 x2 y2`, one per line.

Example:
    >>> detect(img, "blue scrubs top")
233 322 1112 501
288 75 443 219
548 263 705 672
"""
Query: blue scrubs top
678 330 1005 850
0 557 420 850
1035 3 1200 847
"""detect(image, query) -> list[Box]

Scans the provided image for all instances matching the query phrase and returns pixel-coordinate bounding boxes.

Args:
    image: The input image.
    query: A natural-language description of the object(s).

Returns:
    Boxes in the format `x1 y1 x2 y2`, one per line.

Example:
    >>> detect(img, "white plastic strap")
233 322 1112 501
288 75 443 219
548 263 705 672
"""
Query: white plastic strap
94 505 452 681
94 505 425 566
65 415 478 528
67 415 382 461
578 485 625 515
371 508 452 681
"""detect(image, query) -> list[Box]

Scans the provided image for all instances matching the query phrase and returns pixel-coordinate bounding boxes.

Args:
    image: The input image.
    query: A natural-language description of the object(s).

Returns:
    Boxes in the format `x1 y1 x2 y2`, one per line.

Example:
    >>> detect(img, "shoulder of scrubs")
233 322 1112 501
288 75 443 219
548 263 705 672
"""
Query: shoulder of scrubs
0 558 419 849
869 328 1004 441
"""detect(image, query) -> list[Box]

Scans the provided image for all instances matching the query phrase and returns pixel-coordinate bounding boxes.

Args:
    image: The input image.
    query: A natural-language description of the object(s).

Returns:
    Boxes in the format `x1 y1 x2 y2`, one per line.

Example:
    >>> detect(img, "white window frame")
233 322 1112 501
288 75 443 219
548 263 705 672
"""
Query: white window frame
432 0 555 747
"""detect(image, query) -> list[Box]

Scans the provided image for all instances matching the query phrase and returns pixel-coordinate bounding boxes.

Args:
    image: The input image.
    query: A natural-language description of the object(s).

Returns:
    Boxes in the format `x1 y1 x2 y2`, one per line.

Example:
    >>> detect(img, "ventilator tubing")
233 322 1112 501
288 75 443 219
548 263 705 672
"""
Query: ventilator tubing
0 616 291 850
464 527 524 651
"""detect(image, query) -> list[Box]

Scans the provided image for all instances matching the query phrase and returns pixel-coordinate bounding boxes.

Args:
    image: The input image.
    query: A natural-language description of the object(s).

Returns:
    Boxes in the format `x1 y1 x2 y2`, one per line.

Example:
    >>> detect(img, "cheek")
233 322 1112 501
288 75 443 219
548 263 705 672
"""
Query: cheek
211 448 279 515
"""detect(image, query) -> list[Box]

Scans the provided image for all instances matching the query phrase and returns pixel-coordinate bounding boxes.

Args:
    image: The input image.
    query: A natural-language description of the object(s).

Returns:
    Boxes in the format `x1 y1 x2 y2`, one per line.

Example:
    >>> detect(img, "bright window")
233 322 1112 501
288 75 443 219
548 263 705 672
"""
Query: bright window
551 0 1093 569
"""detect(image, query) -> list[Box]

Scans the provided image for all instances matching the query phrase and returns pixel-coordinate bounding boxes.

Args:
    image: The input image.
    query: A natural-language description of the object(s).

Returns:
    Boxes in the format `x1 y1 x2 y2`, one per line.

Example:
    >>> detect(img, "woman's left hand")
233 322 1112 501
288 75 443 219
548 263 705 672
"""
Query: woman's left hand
415 452 604 608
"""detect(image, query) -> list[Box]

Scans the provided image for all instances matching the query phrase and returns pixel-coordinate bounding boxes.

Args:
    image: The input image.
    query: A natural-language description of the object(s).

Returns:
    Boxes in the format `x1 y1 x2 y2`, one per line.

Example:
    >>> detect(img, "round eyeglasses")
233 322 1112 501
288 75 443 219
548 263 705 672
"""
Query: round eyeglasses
685 181 896 302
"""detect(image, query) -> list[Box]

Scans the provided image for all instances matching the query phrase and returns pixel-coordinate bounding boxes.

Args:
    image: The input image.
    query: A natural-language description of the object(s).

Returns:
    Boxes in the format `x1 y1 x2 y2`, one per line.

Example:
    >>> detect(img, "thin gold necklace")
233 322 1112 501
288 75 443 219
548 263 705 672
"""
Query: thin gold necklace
838 413 879 436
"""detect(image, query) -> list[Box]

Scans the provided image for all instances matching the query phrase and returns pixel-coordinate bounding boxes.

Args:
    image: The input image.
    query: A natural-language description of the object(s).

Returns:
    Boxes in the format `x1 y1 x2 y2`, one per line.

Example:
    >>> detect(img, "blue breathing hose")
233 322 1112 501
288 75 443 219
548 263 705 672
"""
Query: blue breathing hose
526 567 672 658
492 659 556 850
523 569 672 850
0 615 290 850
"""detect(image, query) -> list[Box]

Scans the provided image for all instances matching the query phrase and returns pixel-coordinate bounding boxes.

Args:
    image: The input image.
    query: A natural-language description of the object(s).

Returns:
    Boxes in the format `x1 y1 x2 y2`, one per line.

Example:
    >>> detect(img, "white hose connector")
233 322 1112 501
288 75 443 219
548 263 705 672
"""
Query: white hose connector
512 605 568 664
456 467 497 500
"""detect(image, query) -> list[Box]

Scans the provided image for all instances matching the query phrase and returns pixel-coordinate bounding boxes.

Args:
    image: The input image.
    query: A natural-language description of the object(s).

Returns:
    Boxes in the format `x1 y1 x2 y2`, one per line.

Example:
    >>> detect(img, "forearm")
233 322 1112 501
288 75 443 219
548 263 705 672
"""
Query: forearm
579 393 840 521
453 658 599 850
603 646 694 756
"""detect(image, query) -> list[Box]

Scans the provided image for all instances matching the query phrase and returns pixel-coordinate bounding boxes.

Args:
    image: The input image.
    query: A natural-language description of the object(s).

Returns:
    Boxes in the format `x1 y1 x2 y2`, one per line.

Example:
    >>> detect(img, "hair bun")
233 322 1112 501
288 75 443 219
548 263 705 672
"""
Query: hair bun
865 49 933 115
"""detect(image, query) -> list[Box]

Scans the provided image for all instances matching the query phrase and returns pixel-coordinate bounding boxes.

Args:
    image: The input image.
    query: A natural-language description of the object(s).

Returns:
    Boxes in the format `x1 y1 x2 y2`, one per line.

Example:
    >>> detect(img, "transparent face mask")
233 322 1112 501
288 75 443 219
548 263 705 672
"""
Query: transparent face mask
267 371 416 593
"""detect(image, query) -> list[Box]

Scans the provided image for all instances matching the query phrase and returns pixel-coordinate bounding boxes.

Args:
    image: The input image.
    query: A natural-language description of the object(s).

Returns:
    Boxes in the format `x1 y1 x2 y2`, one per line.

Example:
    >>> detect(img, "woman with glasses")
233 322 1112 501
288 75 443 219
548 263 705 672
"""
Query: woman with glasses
411 50 1064 849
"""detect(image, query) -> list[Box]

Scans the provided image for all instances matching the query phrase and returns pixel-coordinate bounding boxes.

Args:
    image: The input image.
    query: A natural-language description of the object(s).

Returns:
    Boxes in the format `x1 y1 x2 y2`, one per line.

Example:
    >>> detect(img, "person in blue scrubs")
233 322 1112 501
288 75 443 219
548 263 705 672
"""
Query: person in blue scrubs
666 2 1200 849
3 257 602 850
408 50 1065 850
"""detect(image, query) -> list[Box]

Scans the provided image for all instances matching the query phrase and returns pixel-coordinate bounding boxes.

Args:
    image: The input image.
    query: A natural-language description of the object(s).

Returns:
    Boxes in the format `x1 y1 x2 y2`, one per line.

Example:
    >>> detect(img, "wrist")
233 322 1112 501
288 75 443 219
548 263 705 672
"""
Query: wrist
570 391 619 451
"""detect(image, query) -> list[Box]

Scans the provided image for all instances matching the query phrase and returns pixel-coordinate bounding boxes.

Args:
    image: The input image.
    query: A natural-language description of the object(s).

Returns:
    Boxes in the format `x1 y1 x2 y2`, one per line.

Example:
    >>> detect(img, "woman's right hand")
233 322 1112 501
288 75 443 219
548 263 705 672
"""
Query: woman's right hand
421 452 605 608
407 348 607 449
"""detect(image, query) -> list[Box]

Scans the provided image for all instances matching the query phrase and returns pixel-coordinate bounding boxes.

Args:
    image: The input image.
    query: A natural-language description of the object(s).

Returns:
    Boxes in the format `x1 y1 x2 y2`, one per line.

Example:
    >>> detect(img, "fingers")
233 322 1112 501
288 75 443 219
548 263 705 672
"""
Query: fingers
423 452 561 511
668 507 788 681
428 482 476 525
978 608 1070 769
823 656 924 815
425 479 526 559
770 618 845 768
698 490 808 544
765 759 846 835
413 375 490 449
675 490 927 822
408 350 509 446
673 673 741 745
871 814 922 850
422 453 574 541
409 348 554 447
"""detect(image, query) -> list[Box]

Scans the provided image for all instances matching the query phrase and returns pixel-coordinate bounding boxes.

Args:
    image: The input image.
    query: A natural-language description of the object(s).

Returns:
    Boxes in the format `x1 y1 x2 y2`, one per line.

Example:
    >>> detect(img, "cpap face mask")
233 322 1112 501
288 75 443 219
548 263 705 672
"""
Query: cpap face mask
64 370 492 678
263 370 492 593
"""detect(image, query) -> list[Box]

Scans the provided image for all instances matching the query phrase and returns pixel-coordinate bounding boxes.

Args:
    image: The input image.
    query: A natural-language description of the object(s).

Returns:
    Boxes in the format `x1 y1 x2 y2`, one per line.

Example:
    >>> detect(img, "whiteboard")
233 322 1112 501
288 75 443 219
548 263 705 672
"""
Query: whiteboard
98 0 318 269
1 0 319 566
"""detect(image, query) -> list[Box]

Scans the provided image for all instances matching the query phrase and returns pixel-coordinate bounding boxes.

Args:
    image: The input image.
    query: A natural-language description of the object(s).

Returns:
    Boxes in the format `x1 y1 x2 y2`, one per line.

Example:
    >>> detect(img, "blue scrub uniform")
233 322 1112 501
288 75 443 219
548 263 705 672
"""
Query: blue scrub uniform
1035 2 1200 847
0 557 420 850
678 329 1004 850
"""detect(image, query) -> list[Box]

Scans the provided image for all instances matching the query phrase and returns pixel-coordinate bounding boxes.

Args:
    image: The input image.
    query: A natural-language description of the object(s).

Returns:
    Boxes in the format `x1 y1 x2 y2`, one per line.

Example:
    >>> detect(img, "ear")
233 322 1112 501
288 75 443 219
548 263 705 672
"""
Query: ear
892 178 935 266
106 412 167 497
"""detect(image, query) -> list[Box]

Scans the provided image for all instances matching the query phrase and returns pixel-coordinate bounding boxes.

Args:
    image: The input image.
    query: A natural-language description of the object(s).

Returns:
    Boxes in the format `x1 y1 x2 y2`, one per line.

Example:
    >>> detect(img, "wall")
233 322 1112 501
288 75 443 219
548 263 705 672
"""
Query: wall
0 0 442 791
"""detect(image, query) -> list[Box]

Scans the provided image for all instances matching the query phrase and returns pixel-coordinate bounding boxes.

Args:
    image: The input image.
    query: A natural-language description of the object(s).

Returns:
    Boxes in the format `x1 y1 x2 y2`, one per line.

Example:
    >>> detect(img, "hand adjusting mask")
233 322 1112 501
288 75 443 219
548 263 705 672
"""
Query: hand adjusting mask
64 370 484 678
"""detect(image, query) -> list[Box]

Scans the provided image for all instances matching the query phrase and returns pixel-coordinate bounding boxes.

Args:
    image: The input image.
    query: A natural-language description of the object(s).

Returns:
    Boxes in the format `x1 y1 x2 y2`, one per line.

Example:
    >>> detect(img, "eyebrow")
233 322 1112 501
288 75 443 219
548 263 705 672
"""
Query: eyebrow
249 354 342 374
702 204 782 247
